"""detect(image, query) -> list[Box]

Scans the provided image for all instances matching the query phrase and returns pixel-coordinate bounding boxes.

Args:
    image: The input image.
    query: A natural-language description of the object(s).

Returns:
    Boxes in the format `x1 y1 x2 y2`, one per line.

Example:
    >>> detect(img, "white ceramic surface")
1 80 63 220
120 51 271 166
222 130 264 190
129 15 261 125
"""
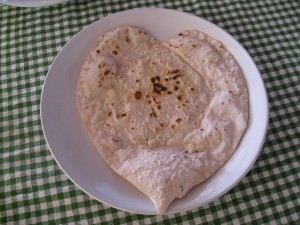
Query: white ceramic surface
41 8 269 215
0 0 69 7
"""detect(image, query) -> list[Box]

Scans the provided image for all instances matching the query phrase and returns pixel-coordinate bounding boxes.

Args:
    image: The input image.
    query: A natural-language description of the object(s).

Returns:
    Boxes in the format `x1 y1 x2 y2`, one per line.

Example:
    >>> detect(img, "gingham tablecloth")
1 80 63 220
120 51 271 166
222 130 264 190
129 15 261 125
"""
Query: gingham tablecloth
1 0 299 224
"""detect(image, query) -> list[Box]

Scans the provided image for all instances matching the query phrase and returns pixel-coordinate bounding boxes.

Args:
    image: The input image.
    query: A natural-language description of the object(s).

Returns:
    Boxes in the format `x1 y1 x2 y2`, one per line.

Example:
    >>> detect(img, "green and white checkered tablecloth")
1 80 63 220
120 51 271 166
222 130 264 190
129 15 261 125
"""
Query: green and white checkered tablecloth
1 0 299 224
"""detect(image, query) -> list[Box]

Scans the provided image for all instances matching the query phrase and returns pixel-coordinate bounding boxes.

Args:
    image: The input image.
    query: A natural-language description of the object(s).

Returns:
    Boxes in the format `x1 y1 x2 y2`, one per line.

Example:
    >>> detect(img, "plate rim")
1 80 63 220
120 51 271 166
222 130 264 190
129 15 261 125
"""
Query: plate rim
41 7 269 215
0 0 69 7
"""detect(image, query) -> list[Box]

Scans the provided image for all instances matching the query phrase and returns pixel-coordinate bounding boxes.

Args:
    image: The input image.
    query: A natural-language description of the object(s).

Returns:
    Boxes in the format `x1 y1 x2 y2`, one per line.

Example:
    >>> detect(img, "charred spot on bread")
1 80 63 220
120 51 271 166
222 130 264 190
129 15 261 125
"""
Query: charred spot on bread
135 91 142 100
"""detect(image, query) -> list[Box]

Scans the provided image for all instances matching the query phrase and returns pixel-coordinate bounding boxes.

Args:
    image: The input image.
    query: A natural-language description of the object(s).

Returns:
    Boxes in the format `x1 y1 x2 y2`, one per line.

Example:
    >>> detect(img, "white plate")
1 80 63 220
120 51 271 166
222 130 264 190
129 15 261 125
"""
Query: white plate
0 0 69 7
41 8 269 215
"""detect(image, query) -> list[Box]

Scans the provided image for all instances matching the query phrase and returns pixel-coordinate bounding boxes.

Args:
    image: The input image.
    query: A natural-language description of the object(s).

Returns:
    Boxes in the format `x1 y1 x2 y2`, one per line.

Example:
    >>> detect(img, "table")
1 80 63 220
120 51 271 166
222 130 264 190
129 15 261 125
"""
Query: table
1 1 299 224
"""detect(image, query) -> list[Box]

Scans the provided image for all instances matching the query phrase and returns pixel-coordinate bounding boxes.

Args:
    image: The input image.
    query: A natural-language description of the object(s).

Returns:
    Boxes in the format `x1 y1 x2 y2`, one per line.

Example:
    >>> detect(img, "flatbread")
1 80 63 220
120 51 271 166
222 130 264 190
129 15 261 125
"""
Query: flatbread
76 26 249 214
164 30 248 99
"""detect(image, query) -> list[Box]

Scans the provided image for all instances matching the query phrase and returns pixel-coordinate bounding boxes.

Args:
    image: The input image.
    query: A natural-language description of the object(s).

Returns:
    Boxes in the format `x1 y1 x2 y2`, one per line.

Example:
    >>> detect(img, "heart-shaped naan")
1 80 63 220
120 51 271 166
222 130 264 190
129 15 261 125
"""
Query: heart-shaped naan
76 26 248 214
